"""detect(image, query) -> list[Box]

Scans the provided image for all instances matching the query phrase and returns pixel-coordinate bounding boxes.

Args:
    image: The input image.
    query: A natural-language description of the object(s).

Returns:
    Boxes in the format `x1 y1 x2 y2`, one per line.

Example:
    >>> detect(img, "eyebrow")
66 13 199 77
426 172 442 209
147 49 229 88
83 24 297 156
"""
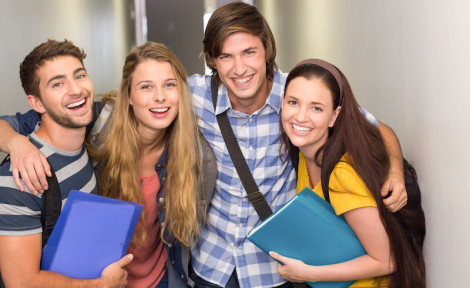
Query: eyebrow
46 67 87 87
286 95 326 106
311 101 326 106
220 46 258 56
243 46 258 53
136 78 177 86
136 80 152 86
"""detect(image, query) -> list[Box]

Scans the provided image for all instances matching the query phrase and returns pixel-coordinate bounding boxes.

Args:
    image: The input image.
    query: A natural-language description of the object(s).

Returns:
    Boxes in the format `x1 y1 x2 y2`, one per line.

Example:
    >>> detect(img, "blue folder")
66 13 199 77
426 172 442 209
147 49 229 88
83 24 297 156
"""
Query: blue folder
41 190 142 279
247 187 366 288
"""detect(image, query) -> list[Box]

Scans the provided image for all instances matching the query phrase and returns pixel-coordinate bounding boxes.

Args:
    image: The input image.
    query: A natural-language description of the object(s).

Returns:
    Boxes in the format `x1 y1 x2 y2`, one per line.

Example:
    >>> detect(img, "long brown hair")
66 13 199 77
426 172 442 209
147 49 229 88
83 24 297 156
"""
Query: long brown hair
89 42 203 246
280 60 426 287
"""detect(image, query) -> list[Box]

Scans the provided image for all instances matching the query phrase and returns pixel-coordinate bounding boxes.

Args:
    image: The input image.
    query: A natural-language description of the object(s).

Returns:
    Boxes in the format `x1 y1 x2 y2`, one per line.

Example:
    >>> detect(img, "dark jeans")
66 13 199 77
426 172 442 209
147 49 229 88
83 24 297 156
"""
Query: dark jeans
155 269 169 288
189 263 293 288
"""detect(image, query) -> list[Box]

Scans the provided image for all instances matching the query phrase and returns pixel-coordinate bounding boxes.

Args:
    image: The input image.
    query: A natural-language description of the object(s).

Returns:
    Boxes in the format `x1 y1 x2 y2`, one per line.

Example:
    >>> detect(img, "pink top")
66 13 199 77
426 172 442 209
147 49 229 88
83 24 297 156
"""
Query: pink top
126 172 168 288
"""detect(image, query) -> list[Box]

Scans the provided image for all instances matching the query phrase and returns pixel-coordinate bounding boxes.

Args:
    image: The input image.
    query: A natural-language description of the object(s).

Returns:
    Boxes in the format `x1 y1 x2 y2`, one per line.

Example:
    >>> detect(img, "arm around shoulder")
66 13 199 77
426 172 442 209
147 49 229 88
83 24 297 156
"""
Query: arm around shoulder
0 119 27 154
377 121 408 212
0 120 51 194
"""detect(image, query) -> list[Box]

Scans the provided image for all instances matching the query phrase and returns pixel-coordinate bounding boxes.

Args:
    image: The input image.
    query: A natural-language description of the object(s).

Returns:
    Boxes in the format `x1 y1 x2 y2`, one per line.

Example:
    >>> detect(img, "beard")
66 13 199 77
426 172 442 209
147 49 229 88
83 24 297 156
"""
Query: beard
47 109 92 129
43 93 93 129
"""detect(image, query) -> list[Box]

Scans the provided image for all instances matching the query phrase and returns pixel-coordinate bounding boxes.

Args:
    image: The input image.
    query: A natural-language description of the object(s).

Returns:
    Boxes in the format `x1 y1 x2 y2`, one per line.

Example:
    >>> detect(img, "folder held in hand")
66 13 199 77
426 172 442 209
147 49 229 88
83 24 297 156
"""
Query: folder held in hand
248 187 366 288
41 190 142 279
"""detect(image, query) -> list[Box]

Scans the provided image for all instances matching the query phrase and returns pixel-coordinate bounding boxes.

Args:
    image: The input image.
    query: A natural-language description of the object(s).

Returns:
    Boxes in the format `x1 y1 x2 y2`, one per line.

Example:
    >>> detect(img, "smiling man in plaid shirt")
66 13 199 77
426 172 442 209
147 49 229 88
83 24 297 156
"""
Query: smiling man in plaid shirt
187 2 407 288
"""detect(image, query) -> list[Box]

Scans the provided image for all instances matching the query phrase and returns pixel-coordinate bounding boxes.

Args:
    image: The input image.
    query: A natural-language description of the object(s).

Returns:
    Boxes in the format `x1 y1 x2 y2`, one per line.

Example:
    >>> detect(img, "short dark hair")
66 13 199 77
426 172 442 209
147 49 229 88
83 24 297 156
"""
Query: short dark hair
20 39 86 97
203 2 277 80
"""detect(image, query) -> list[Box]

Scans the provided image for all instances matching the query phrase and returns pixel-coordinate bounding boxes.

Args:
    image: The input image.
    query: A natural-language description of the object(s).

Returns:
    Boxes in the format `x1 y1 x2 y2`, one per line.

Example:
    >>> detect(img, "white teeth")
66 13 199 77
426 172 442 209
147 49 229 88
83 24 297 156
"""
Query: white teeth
150 107 169 113
233 75 253 84
66 98 85 109
292 124 312 133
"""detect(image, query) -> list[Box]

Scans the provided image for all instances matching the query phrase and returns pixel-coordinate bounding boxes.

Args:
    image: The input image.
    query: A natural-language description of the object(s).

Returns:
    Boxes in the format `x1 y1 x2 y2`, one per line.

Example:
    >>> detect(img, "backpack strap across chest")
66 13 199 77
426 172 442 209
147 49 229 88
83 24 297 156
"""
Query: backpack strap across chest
210 77 273 220
0 155 61 287
0 155 61 248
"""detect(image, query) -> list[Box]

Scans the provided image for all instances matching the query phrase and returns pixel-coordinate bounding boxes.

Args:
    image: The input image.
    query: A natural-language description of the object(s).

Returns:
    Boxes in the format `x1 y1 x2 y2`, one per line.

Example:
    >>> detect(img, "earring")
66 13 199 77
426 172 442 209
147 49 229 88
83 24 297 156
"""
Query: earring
129 104 133 109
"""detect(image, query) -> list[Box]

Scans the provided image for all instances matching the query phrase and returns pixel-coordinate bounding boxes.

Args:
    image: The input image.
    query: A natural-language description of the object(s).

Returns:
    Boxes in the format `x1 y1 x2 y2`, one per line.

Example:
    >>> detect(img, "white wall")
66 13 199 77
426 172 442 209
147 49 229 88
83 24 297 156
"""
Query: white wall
259 0 470 286
0 0 132 116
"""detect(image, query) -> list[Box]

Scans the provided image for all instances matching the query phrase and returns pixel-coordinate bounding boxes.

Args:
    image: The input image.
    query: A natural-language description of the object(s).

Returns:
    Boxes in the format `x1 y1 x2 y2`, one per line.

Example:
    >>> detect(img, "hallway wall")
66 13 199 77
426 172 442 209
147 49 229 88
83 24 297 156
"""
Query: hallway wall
0 0 132 115
258 0 470 286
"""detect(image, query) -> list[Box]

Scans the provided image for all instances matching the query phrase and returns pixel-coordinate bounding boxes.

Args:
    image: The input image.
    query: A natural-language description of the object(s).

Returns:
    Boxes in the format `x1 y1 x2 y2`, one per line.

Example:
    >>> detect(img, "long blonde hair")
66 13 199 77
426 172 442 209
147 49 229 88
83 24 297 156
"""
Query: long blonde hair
89 42 203 246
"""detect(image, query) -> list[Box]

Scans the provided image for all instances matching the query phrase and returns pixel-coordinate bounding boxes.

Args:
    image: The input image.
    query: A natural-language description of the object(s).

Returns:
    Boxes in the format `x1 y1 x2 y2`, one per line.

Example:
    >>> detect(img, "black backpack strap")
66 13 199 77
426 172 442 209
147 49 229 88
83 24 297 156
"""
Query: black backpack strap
211 77 273 220
40 163 61 248
0 155 60 287
0 154 61 248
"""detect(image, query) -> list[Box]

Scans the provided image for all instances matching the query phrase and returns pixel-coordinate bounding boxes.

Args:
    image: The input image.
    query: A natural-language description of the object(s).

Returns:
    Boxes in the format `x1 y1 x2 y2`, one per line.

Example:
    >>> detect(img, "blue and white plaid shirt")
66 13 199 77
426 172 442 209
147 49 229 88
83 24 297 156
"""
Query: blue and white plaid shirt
188 69 378 288
188 70 297 288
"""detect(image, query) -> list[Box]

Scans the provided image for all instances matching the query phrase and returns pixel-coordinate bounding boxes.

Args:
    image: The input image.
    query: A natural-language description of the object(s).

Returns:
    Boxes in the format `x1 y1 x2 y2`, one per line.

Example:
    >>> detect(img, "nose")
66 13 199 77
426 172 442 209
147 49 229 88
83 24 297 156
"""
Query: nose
67 79 82 96
295 106 308 122
154 88 165 103
233 57 247 76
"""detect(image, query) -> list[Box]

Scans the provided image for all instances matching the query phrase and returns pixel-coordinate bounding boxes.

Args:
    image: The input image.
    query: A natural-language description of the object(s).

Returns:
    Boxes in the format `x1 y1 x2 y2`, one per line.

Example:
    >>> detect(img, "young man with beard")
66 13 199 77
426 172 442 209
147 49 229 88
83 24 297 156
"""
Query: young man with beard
0 39 131 288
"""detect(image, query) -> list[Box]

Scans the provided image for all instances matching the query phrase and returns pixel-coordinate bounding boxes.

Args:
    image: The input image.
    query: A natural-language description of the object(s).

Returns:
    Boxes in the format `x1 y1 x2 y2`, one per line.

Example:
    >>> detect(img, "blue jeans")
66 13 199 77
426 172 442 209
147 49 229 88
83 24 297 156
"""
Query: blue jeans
189 264 293 288
155 269 169 288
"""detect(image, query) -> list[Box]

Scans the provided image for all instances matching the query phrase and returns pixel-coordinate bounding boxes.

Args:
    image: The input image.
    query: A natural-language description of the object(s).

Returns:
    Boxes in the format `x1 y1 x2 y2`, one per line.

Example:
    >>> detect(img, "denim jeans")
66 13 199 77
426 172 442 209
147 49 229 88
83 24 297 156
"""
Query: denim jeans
189 264 293 288
155 269 169 288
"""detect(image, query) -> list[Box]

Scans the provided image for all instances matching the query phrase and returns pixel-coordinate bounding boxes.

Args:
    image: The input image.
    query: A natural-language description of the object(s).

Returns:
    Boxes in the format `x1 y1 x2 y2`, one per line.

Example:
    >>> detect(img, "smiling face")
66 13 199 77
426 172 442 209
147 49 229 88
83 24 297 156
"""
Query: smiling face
129 59 179 138
212 32 270 114
281 77 341 156
34 55 94 128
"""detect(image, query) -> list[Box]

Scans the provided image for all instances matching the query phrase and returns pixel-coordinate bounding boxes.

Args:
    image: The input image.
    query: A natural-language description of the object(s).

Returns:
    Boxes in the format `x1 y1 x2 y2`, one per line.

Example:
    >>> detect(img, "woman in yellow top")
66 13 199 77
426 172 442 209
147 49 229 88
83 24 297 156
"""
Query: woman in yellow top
270 59 425 287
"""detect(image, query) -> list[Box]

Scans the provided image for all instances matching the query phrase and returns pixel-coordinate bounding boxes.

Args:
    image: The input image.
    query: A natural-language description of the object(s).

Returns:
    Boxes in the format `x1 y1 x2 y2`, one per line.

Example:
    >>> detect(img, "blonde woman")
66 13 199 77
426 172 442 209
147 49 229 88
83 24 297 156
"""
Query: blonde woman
90 42 217 288
0 42 216 288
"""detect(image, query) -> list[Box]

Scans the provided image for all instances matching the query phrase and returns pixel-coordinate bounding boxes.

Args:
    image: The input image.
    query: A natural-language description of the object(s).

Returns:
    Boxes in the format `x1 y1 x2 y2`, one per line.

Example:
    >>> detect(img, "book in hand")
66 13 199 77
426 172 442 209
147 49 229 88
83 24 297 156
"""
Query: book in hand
247 187 366 288
41 190 143 279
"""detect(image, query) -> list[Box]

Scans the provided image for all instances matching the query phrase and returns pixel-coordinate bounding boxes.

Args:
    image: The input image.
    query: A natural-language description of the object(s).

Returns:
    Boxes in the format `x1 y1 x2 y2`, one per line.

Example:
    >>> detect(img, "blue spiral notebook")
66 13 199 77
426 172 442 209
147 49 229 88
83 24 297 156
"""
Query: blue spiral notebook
247 187 366 288
41 190 142 279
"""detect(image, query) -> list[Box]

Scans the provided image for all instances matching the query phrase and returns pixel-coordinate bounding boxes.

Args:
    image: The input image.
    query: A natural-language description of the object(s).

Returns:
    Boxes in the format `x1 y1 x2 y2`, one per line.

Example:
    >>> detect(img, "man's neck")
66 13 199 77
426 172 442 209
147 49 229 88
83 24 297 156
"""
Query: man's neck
229 94 268 115
35 119 85 152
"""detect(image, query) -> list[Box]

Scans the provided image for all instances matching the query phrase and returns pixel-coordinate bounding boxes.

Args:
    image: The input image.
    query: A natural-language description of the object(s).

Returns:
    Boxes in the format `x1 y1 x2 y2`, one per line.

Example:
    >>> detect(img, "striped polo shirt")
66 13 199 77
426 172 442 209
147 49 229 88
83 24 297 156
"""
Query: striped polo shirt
0 132 97 236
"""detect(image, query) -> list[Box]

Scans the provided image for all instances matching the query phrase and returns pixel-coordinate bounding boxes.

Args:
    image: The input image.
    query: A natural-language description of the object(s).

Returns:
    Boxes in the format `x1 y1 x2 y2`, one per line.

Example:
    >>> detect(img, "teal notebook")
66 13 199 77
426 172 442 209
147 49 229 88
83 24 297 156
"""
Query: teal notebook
247 187 366 288
41 190 142 279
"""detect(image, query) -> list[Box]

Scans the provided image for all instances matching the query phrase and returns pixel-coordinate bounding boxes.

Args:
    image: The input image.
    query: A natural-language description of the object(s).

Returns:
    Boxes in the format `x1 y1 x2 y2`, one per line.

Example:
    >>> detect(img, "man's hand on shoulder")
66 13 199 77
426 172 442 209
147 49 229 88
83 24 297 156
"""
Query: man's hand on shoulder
381 171 408 212
7 134 51 195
